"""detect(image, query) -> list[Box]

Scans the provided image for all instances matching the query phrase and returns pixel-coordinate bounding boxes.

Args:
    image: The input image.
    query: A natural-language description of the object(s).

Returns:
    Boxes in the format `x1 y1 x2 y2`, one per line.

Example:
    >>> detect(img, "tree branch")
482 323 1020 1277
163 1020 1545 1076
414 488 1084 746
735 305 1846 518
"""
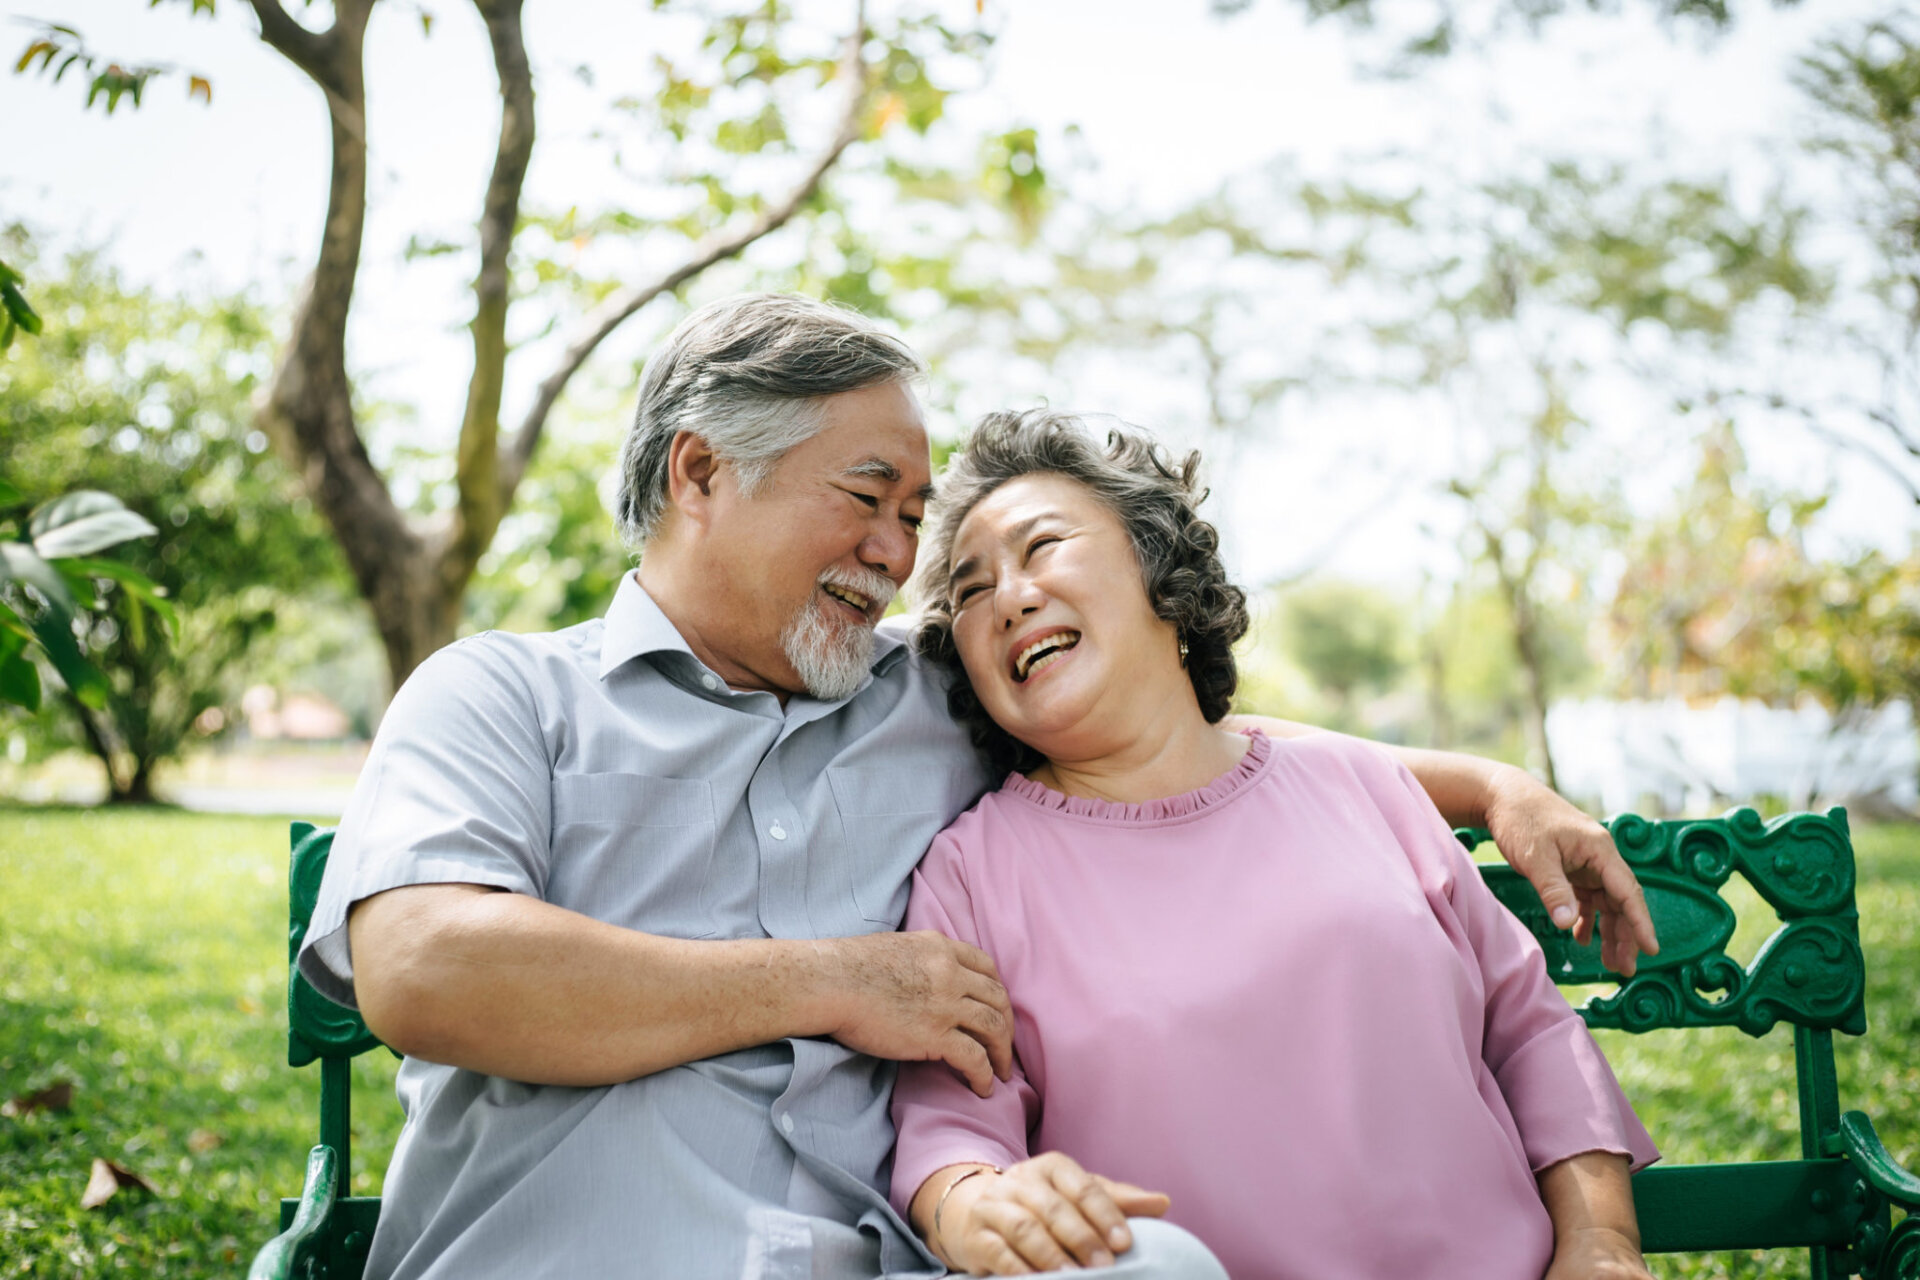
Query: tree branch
448 0 537 575
243 0 335 87
498 7 872 499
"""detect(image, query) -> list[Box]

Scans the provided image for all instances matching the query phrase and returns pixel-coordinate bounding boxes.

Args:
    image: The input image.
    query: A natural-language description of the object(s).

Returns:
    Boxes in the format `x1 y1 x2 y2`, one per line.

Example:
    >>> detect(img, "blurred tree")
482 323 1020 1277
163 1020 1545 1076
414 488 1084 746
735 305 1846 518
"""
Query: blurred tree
15 0 1006 696
1211 0 1793 72
0 241 346 802
1787 15 1920 504
1609 424 1920 713
1297 163 1825 786
1273 577 1408 729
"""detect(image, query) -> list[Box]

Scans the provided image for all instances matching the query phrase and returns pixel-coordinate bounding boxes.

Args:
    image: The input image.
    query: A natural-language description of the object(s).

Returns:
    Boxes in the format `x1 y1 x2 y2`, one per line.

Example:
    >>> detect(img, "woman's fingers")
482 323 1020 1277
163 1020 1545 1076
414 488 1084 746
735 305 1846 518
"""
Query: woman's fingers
1045 1161 1133 1257
950 1154 1163 1273
1091 1174 1172 1219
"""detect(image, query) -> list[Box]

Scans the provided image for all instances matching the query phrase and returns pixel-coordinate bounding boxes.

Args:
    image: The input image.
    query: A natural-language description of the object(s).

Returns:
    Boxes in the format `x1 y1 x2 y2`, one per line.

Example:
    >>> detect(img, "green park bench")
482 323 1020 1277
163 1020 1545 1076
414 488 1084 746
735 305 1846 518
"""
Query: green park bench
248 808 1920 1279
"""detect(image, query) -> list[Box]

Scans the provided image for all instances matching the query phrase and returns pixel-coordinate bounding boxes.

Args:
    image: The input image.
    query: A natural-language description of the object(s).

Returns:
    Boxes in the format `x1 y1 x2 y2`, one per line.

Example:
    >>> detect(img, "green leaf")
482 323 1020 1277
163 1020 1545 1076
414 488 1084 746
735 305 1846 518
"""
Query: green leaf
0 541 79 616
25 603 108 709
0 649 41 712
60 555 178 636
29 490 158 558
0 477 21 506
0 598 32 643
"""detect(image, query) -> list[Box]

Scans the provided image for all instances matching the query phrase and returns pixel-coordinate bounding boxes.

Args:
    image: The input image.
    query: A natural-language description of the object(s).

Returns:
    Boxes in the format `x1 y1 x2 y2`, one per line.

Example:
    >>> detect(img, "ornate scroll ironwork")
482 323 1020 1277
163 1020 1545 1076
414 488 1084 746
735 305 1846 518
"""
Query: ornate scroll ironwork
1465 807 1866 1038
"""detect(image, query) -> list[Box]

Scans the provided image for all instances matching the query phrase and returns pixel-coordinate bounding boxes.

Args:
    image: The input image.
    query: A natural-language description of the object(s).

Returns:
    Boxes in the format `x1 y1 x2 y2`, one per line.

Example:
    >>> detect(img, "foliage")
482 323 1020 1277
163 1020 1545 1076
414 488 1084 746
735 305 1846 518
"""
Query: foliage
1210 0 1782 75
0 256 44 352
1272 577 1408 725
1609 425 1920 712
1786 15 1920 505
12 18 214 115
0 242 348 801
9 0 1033 696
0 484 168 718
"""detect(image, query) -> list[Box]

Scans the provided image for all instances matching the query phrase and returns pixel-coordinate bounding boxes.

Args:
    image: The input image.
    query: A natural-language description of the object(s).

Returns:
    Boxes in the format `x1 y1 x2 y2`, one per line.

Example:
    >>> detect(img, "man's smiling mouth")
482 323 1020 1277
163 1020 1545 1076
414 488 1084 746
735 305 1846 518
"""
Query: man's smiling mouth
823 582 874 618
1013 631 1080 682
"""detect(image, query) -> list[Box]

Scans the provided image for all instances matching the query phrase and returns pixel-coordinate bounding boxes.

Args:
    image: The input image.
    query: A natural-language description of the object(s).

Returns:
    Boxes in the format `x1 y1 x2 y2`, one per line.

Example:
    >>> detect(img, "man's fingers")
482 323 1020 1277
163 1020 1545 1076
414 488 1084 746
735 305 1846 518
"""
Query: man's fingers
1528 861 1582 933
1599 907 1640 979
950 936 1004 984
941 1029 996 1098
1598 856 1660 957
960 994 1015 1081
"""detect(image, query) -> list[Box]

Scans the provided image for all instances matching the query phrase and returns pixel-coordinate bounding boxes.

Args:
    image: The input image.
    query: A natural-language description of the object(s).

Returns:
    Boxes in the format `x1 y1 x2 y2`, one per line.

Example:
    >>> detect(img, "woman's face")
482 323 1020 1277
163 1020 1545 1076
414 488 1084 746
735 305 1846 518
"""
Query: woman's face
945 472 1186 761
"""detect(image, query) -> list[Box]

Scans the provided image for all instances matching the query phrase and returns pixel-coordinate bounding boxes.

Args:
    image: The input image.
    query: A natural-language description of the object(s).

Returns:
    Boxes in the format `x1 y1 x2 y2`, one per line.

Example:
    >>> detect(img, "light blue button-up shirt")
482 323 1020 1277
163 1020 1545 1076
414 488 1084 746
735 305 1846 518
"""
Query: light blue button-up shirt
300 573 992 1279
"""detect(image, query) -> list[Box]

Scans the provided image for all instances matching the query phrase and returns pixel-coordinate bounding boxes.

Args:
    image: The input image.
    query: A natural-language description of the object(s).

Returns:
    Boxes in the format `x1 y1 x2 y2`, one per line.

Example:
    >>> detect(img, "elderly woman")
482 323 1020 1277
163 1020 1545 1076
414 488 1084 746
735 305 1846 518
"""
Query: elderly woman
889 410 1659 1279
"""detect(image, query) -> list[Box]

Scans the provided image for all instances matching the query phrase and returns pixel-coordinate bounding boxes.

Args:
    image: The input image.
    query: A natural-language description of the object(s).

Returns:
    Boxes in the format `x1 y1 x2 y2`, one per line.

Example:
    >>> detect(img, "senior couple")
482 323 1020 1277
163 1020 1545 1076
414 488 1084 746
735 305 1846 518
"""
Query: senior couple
302 294 1661 1280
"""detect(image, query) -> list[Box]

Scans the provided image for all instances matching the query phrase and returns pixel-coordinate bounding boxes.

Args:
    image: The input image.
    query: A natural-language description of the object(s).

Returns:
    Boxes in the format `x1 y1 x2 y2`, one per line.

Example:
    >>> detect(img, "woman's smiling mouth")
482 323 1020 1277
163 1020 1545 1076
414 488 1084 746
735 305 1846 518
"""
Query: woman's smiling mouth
1012 629 1081 682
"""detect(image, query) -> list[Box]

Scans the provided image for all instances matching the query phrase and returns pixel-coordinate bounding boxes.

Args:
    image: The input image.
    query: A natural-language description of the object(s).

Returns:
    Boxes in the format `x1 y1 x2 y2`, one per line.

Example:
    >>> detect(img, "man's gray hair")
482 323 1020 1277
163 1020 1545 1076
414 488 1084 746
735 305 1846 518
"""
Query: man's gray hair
615 293 925 546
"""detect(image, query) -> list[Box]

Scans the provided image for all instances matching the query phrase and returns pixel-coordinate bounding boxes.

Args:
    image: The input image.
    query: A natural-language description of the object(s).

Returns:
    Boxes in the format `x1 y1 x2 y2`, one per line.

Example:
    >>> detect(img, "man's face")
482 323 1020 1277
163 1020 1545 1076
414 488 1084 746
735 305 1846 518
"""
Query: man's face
699 380 933 700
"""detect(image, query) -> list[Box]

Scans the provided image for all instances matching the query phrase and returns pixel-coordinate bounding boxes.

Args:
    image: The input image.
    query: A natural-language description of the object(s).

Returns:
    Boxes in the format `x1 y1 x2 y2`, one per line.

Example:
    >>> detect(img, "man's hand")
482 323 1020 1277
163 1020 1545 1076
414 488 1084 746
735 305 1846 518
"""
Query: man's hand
815 931 1014 1097
1483 770 1659 976
928 1153 1170 1275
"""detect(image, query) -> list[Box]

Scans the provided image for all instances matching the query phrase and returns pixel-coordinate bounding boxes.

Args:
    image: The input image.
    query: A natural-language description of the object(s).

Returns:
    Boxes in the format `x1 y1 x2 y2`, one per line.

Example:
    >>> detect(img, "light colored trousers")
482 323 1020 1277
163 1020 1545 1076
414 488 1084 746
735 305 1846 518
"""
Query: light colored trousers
871 1219 1228 1280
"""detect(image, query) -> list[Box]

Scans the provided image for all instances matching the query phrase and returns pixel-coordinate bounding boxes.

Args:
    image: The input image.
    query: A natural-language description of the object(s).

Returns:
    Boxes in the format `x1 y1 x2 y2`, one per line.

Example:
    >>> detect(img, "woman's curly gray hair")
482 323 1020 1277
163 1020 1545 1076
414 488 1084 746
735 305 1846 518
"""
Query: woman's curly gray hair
911 409 1250 777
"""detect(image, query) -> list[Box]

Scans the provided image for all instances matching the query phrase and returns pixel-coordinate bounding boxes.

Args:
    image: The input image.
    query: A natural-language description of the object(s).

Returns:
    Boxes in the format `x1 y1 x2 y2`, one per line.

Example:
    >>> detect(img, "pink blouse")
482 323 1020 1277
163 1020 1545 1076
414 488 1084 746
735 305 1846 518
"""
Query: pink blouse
889 731 1657 1279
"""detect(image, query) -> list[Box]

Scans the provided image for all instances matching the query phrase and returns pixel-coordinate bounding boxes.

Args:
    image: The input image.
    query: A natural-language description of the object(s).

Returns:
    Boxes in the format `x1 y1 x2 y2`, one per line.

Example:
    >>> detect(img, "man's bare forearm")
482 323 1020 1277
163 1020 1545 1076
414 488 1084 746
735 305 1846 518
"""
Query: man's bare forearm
348 884 848 1087
1226 715 1518 827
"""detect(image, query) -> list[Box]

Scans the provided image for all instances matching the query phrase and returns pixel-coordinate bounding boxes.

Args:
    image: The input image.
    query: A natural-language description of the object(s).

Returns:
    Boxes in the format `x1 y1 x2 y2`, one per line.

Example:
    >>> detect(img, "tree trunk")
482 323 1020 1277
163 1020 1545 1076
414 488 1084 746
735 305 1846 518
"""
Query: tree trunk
1508 594 1559 792
1423 632 1454 749
246 0 873 704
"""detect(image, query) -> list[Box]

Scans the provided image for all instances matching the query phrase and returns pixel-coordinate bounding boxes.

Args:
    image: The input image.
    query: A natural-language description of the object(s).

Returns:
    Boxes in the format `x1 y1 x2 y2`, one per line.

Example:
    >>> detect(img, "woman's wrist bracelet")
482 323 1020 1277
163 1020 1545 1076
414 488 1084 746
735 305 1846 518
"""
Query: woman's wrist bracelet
932 1164 1000 1257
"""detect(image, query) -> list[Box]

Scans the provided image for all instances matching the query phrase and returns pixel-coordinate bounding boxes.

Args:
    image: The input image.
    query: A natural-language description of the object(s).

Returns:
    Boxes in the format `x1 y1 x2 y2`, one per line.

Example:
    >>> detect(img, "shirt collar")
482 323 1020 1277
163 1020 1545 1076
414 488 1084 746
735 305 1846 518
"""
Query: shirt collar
598 571 911 683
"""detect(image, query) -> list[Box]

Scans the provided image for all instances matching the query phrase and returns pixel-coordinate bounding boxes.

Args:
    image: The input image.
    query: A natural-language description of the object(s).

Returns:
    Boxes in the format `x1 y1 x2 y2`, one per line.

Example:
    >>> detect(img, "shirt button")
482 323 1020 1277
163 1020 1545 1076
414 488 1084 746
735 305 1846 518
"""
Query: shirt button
780 1112 796 1135
769 824 788 841
701 674 719 691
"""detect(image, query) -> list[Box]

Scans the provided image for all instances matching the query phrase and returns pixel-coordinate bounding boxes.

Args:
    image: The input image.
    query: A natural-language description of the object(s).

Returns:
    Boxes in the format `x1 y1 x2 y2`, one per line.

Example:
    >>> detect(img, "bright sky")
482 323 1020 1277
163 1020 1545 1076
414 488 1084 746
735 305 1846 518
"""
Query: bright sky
2 0 1907 593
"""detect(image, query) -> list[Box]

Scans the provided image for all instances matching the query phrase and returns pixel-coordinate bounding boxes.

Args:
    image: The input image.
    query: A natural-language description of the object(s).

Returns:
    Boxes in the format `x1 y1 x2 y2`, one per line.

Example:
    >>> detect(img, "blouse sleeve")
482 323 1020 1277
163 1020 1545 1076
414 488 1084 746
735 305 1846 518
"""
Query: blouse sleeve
1382 757 1660 1175
888 828 1041 1217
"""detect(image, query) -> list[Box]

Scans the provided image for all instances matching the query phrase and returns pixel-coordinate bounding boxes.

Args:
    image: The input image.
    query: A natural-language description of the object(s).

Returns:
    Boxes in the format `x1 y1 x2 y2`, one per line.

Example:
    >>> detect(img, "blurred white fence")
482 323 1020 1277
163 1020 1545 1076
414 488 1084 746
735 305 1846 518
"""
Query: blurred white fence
1546 698 1920 817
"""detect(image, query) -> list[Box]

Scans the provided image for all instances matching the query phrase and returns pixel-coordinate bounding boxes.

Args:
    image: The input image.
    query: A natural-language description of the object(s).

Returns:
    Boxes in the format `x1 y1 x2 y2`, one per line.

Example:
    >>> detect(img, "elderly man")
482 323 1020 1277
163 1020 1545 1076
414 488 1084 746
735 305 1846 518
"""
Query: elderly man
299 294 1656 1280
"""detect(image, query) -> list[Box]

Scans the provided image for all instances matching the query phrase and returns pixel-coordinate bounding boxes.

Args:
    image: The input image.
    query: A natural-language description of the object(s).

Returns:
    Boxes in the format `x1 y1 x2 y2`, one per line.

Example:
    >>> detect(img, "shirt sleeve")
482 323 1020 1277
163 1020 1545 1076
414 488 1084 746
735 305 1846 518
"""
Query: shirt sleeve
888 827 1040 1218
297 633 555 1009
1380 753 1659 1175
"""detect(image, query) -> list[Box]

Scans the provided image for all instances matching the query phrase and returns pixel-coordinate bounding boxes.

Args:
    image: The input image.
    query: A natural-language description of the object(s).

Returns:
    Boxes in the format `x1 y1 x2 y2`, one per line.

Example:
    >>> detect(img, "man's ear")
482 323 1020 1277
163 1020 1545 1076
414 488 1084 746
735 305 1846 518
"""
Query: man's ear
664 431 722 530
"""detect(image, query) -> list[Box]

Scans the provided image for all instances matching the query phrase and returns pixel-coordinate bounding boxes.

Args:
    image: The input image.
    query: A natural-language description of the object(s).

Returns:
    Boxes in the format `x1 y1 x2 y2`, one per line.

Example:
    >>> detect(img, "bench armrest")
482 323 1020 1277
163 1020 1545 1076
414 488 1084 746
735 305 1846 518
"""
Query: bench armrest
1840 1112 1920 1213
247 1145 339 1280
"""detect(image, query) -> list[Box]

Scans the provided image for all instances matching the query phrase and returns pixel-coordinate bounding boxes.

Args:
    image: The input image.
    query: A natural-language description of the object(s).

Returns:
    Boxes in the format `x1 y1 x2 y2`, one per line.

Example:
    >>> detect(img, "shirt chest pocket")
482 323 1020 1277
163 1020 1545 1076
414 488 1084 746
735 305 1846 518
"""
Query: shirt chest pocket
827 765 950 926
548 772 719 939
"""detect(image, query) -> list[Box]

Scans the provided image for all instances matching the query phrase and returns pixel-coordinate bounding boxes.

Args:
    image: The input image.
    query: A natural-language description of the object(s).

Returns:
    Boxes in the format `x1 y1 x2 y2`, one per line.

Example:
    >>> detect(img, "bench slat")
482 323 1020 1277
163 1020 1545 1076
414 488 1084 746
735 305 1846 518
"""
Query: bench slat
1634 1160 1856 1252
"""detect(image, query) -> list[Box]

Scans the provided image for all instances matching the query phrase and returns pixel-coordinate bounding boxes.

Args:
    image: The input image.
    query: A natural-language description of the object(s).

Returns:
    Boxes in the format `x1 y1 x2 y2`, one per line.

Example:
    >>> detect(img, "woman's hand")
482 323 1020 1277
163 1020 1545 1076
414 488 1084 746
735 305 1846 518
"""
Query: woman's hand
929 1153 1170 1275
1544 1226 1655 1280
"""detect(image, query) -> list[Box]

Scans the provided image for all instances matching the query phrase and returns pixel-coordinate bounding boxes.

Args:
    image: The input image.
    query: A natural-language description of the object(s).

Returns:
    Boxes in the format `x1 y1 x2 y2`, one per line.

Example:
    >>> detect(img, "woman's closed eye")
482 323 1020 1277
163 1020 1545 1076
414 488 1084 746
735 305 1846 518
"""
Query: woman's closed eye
952 581 988 609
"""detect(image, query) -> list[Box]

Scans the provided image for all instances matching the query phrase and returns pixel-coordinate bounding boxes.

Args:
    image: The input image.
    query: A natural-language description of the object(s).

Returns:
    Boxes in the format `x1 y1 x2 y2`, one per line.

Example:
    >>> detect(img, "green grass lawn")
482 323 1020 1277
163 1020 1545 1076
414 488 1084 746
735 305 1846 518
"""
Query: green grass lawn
0 807 1915 1277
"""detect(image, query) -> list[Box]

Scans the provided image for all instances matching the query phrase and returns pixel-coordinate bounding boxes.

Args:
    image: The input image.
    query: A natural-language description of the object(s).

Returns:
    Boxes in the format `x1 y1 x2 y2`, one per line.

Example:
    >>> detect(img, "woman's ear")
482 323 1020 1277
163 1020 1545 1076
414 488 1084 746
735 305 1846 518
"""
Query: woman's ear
664 431 721 531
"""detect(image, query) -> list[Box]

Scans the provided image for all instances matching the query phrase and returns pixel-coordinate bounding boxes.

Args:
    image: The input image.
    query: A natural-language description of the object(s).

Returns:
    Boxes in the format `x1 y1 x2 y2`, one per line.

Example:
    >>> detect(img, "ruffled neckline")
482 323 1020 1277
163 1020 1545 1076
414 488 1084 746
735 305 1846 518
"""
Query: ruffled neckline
999 729 1274 824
